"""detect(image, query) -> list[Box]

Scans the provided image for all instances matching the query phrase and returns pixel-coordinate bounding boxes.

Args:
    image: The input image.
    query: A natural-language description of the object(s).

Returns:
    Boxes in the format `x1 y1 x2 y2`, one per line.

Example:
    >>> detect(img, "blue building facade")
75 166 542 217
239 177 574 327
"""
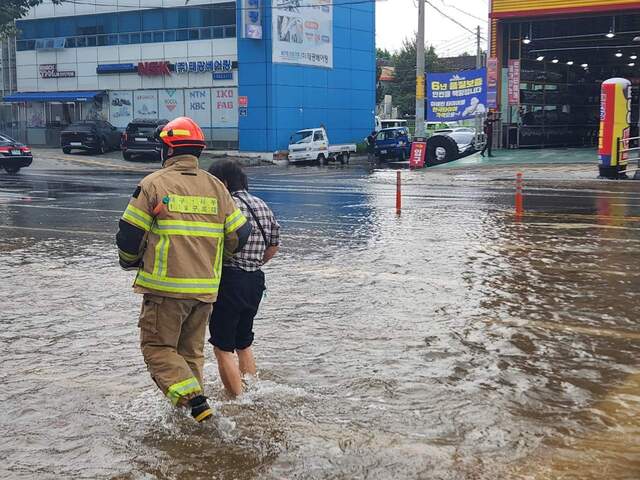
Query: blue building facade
237 0 375 152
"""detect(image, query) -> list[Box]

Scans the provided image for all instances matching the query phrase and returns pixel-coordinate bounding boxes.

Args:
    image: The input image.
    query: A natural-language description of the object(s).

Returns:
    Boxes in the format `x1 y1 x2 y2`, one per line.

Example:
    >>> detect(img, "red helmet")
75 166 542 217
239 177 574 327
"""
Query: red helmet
157 116 206 149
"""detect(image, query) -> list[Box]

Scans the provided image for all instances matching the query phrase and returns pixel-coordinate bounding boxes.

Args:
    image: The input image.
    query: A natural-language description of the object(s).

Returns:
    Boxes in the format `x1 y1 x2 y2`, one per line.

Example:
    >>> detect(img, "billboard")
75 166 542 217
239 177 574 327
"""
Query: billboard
426 68 487 122
109 91 133 128
507 60 521 105
272 0 332 68
134 90 159 119
158 89 184 120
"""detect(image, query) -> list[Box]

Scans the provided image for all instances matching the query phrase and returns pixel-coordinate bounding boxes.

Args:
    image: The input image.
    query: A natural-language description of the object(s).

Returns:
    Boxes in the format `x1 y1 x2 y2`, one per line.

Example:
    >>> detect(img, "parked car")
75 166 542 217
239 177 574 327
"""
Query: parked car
425 122 451 137
121 119 168 161
60 120 121 154
434 127 477 155
426 127 477 165
0 133 32 174
374 127 412 161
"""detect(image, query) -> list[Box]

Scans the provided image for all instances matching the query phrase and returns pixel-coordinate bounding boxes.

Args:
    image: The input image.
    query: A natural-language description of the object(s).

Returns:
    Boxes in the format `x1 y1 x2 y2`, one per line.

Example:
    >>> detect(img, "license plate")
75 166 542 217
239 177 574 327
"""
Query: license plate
135 137 147 142
70 142 82 146
380 149 387 154
11 150 21 155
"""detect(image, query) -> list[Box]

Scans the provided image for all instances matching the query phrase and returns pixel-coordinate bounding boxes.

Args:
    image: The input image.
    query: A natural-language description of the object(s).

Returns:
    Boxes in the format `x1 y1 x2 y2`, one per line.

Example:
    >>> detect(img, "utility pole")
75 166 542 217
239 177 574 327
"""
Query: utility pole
414 0 426 139
476 25 482 69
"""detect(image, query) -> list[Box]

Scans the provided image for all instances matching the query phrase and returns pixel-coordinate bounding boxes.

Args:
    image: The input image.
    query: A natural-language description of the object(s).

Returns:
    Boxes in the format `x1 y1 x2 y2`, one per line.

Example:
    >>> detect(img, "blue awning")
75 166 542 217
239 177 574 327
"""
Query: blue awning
3 91 105 102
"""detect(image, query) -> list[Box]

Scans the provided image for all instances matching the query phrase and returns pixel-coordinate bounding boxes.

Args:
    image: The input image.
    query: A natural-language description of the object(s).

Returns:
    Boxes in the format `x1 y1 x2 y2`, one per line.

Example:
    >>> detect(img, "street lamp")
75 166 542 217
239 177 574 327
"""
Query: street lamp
566 61 574 65
536 55 545 61
615 51 623 58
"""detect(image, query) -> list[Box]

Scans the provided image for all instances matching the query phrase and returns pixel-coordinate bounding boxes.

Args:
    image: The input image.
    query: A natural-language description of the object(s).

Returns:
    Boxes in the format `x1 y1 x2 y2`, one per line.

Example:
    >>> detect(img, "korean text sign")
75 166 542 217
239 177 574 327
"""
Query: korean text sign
426 68 487 122
272 0 333 68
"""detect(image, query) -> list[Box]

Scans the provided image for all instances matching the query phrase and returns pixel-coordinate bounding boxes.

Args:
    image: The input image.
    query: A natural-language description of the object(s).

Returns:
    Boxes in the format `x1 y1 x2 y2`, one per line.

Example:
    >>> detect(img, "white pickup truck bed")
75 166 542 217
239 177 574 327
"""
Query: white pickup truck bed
288 127 356 164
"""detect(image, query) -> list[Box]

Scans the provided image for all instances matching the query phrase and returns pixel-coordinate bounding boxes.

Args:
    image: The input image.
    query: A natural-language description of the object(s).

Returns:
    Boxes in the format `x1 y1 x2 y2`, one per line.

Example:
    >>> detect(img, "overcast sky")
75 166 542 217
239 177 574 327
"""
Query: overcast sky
375 0 490 56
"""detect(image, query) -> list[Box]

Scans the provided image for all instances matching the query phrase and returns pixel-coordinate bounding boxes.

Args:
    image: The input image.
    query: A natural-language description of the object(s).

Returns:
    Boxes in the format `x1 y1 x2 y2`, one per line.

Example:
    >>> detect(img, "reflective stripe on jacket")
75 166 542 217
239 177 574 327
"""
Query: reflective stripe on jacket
120 154 247 302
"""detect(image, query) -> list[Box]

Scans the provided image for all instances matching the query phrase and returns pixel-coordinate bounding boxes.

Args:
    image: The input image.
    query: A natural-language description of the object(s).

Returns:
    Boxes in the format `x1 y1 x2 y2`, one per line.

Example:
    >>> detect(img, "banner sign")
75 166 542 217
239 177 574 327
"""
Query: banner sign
242 0 262 39
508 60 521 105
409 141 426 168
212 87 238 127
39 64 75 78
426 68 487 121
109 91 133 128
185 89 212 128
272 0 333 68
487 57 498 109
134 91 158 119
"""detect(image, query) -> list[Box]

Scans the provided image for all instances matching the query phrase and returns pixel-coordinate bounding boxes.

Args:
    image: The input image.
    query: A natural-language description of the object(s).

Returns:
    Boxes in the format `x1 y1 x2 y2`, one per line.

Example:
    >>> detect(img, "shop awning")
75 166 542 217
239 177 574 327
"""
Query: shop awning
3 91 105 102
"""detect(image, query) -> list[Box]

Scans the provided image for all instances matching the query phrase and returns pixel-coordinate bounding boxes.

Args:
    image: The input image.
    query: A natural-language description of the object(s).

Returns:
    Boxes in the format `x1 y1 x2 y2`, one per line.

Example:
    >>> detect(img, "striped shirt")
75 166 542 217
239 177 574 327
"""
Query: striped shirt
225 190 280 272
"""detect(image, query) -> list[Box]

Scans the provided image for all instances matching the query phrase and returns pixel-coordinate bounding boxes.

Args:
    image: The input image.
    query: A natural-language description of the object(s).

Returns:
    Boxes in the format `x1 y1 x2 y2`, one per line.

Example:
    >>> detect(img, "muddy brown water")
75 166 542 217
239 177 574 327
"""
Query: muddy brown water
0 164 639 479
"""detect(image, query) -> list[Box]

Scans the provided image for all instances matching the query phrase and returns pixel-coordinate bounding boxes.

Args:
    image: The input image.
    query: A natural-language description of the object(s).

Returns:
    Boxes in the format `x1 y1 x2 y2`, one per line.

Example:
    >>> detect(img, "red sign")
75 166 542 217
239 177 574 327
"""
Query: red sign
409 141 426 169
508 59 521 105
238 96 248 107
137 61 171 76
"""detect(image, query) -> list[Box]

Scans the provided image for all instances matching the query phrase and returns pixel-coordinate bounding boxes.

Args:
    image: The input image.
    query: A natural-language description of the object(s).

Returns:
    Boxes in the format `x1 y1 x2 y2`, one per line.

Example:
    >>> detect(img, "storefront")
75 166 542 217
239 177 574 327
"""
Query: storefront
4 0 376 153
489 0 640 148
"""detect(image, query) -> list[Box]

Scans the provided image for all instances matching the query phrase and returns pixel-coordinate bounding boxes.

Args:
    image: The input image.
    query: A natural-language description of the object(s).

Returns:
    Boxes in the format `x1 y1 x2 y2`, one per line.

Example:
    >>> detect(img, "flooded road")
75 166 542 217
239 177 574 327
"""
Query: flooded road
1 158 639 479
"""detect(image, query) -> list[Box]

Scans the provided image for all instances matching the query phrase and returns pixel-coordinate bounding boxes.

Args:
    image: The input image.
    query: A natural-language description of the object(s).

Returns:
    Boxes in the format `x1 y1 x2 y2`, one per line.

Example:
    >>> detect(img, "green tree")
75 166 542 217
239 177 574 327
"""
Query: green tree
384 37 438 117
1 0 62 38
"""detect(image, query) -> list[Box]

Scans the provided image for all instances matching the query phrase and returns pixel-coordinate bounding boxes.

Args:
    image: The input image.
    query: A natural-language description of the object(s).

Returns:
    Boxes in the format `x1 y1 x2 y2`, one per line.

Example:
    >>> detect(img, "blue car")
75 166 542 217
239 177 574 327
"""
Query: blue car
374 127 412 161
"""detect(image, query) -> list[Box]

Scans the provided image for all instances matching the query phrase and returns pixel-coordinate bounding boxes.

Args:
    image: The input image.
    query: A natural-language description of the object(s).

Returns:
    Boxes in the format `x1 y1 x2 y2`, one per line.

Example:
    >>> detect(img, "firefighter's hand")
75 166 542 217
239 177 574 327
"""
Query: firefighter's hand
119 258 142 271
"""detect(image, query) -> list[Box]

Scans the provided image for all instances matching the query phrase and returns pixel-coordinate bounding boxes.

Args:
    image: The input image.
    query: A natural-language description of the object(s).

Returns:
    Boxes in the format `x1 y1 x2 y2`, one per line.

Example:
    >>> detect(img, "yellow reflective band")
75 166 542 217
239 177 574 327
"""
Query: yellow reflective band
168 195 218 215
118 249 139 262
214 237 223 280
135 271 220 294
224 208 247 234
153 234 170 278
159 129 191 138
166 376 202 406
122 204 153 231
152 219 224 237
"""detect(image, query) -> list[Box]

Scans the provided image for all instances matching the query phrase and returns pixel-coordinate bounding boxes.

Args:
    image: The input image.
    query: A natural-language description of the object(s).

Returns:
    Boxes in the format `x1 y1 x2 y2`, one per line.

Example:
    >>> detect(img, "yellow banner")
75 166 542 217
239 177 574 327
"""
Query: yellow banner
492 0 639 16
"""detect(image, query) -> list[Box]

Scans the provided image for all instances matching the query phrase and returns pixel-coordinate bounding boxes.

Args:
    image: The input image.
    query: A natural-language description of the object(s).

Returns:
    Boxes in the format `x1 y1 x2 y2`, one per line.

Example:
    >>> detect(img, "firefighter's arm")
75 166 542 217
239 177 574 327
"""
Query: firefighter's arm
116 184 155 270
222 193 251 255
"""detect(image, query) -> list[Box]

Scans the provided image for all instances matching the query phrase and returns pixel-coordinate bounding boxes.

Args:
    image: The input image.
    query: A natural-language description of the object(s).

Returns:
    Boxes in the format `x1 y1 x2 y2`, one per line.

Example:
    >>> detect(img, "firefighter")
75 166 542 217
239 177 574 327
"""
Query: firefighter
116 116 251 422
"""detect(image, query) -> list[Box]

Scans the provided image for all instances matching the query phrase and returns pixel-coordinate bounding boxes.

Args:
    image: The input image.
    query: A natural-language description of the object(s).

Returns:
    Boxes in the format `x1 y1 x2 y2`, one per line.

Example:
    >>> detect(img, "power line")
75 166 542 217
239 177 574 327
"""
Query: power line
425 0 486 41
437 0 487 23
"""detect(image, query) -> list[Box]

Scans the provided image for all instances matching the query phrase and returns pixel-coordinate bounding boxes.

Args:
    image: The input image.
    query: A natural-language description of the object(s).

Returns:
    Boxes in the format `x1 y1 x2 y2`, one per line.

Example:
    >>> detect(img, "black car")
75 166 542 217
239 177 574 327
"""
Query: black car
121 119 168 161
0 133 33 174
60 120 121 154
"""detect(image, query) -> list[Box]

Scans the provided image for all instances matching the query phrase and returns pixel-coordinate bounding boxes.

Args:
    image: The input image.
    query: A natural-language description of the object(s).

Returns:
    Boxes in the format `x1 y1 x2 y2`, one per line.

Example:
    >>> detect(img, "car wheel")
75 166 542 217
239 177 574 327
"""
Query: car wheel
4 166 20 174
62 147 71 154
123 151 133 161
427 135 459 165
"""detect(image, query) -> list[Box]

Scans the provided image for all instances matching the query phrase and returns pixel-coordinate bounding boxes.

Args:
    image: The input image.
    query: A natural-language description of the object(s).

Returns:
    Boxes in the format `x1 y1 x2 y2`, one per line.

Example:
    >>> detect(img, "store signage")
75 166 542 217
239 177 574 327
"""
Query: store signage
175 60 233 74
242 0 262 39
239 106 248 117
238 96 248 107
96 63 137 74
98 60 236 76
508 60 521 105
426 68 487 122
39 64 75 79
138 61 171 77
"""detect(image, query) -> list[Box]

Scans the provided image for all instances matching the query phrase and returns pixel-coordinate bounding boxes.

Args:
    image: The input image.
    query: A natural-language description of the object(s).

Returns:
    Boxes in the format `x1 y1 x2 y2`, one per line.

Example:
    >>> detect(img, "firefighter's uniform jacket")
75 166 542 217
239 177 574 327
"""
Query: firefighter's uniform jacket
116 154 248 406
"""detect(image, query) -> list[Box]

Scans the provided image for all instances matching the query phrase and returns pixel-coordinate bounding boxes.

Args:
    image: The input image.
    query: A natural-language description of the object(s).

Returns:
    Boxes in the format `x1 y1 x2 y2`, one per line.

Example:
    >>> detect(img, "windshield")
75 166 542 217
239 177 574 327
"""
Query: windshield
292 130 313 144
0 134 15 145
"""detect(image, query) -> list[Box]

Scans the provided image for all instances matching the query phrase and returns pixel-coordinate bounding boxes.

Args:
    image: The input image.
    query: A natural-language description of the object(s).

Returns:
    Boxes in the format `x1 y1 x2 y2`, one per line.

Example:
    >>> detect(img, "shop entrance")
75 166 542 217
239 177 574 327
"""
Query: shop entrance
501 12 640 148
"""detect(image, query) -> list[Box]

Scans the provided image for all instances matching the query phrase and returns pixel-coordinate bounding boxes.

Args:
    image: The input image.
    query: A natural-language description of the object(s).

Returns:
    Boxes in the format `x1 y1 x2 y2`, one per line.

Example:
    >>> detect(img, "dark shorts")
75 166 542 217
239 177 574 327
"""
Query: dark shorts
208 267 265 352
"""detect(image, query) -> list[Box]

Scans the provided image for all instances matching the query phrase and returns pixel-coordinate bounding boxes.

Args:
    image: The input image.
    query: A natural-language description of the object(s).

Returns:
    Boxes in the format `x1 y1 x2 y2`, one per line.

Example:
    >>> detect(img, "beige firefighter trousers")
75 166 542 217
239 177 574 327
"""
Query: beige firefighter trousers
138 294 213 406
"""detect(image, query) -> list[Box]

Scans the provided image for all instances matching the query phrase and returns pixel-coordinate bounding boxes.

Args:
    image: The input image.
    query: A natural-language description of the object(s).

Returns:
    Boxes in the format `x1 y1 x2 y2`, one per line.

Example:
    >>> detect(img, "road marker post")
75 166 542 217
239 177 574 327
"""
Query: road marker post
515 172 524 218
396 170 402 216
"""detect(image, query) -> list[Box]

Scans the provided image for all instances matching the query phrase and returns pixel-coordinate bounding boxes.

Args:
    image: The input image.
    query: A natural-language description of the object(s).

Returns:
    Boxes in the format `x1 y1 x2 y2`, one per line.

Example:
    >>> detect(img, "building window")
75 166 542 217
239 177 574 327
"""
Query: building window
15 2 237 51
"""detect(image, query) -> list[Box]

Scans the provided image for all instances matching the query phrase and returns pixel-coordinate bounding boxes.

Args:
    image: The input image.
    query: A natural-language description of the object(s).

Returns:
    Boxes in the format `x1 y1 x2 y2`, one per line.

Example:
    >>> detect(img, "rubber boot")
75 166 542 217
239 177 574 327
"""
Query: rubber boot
189 395 213 423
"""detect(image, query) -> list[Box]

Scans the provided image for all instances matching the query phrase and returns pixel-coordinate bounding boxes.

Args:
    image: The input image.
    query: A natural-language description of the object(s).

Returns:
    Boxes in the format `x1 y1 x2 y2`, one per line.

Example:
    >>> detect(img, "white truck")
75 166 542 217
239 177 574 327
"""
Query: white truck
287 127 357 165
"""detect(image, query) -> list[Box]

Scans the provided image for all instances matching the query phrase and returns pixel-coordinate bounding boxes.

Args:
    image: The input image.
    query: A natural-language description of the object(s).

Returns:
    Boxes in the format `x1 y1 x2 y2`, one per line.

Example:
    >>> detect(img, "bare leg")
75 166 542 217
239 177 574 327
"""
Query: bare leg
213 347 243 397
237 347 256 376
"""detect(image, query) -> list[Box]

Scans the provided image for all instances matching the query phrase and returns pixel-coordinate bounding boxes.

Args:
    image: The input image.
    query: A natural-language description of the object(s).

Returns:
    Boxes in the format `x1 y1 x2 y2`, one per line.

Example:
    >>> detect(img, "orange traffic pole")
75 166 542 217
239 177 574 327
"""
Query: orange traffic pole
396 170 402 215
515 172 524 217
